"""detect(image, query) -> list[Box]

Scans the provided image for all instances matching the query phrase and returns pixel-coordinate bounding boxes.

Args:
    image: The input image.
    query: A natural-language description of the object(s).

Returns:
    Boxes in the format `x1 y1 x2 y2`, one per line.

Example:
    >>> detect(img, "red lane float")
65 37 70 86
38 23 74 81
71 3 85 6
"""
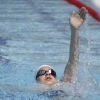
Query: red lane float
65 0 100 22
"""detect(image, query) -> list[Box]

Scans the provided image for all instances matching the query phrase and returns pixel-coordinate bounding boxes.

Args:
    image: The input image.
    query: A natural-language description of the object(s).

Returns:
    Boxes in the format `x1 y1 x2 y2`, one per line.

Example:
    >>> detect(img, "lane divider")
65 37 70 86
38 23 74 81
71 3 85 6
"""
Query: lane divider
65 0 100 22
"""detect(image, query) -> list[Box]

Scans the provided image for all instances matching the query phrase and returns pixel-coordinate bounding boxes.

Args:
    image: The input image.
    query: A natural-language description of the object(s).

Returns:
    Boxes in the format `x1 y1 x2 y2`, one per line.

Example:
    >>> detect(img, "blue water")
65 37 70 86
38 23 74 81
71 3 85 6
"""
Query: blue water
0 0 100 100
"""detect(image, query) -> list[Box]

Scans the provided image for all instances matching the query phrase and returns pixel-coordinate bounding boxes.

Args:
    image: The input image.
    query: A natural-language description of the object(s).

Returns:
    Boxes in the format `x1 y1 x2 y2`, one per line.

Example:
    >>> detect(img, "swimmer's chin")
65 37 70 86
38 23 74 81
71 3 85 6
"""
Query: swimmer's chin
44 81 54 87
44 81 59 87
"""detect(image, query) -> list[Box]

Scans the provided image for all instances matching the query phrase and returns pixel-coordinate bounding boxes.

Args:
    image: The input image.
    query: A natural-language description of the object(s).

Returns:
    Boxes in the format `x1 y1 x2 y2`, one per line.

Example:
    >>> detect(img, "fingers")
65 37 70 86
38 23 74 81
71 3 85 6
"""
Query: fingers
78 7 88 20
71 11 76 17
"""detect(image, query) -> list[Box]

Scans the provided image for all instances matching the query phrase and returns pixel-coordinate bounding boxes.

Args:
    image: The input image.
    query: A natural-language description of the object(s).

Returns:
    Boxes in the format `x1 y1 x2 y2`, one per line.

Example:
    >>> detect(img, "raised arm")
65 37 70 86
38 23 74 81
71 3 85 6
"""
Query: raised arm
61 7 87 82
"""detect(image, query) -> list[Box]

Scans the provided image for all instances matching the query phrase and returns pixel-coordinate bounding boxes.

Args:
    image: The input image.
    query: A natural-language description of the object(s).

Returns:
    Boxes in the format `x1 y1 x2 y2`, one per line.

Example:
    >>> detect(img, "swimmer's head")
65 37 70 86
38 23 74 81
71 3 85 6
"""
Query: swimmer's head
36 65 57 86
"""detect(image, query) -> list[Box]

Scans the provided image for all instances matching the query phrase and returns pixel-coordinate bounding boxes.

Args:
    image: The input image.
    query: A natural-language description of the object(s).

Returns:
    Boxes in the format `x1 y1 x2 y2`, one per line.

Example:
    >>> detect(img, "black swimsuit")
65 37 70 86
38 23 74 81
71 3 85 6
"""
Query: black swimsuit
38 89 69 99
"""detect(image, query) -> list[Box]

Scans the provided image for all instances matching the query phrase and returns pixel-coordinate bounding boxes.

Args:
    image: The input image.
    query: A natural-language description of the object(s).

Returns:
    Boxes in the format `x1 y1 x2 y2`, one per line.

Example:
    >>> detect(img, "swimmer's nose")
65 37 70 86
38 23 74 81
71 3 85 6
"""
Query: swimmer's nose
45 71 51 76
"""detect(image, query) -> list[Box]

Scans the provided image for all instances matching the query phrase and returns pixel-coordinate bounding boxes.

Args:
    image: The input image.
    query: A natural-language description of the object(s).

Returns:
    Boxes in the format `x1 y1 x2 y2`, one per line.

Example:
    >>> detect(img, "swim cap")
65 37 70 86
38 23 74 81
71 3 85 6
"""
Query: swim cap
36 65 53 73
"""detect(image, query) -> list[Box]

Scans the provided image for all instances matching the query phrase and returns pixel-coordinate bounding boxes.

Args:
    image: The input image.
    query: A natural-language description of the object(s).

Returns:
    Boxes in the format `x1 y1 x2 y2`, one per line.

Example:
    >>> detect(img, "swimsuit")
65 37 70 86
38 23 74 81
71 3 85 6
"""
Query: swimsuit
38 89 68 99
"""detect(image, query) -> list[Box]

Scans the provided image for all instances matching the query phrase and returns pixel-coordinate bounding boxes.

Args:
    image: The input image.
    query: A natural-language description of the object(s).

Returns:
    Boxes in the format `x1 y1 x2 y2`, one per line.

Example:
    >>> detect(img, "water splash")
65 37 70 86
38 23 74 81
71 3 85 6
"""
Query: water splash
77 14 100 100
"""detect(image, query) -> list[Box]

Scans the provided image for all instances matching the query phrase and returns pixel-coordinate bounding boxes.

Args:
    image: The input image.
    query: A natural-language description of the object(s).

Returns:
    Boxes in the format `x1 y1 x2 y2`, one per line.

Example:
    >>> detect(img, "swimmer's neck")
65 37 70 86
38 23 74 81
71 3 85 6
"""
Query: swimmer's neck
46 80 60 88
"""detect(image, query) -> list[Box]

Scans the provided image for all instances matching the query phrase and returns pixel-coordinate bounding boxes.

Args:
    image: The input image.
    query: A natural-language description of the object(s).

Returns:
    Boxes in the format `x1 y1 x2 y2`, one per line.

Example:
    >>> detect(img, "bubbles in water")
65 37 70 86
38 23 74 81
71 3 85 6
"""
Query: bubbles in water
77 14 100 100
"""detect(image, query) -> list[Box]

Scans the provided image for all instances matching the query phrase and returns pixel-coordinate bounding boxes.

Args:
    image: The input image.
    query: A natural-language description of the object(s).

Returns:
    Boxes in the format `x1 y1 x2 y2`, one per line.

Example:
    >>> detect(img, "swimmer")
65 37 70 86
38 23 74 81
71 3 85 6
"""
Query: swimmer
35 7 87 87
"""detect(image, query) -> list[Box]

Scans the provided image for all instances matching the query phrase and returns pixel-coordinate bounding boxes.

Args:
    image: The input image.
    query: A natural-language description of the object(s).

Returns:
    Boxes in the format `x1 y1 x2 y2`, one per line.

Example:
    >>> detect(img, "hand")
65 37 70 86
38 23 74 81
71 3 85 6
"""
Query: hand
70 7 87 30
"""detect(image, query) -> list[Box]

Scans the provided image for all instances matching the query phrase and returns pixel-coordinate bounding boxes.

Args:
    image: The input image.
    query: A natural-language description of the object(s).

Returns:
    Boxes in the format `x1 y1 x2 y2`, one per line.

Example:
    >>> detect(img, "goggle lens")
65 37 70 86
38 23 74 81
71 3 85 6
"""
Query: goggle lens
36 69 56 79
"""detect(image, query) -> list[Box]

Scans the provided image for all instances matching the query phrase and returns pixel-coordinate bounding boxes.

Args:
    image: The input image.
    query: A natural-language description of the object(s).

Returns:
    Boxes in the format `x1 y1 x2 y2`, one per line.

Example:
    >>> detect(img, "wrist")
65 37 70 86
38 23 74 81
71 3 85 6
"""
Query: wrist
70 24 78 31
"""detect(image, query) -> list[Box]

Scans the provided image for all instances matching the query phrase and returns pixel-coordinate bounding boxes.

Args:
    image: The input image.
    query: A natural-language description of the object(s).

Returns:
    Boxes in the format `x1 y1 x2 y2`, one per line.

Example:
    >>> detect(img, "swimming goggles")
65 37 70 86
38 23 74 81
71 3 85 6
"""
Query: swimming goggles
36 69 56 79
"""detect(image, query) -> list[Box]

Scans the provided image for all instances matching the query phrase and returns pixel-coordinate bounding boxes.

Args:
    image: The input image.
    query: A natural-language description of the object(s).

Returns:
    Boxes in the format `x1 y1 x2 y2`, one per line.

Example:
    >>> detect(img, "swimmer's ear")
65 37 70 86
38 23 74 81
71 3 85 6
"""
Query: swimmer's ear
36 77 39 81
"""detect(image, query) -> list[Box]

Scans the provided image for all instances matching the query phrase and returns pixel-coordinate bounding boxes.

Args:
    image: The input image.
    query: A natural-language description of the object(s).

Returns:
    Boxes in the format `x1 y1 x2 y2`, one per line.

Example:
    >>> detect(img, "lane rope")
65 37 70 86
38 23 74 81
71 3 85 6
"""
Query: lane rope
65 0 100 22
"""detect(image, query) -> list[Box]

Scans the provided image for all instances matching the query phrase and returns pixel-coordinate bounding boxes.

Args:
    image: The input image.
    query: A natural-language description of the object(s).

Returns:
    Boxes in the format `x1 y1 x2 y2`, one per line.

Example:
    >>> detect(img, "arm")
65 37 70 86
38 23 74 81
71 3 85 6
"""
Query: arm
61 7 87 82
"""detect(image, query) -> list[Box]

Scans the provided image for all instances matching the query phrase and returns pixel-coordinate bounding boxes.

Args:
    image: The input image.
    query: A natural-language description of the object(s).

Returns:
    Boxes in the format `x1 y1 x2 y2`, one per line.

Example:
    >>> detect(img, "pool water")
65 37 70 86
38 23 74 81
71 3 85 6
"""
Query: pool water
0 0 100 100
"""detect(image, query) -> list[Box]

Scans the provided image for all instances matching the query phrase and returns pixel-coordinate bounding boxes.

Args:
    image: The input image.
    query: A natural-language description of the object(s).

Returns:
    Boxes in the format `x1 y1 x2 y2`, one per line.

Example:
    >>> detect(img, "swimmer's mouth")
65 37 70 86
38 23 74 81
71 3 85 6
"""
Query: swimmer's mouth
45 77 52 81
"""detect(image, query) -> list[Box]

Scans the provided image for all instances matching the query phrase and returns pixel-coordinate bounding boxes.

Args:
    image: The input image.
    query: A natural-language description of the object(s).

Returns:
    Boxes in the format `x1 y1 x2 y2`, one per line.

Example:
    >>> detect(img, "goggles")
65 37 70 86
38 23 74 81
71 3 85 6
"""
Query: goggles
36 69 56 80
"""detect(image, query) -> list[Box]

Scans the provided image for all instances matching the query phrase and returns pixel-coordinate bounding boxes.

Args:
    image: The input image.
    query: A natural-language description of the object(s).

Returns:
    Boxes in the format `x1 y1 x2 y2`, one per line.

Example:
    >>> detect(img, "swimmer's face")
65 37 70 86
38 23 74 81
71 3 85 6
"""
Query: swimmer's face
36 66 56 86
